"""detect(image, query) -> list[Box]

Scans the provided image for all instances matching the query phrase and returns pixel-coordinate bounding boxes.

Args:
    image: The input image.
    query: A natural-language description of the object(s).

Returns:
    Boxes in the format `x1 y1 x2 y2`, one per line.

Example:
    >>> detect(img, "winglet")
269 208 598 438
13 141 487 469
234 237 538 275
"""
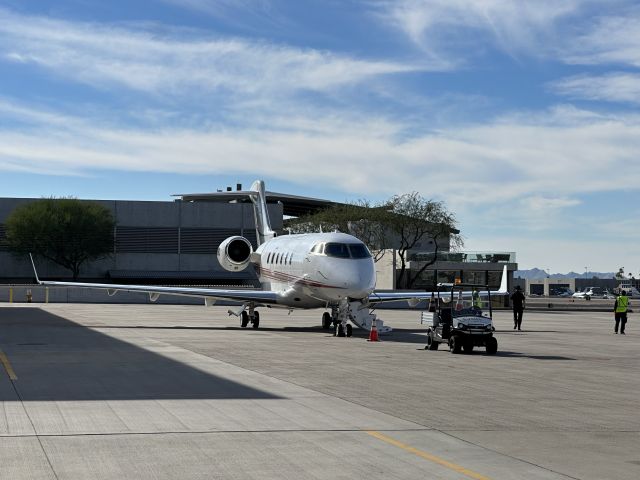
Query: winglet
29 253 42 285
496 265 508 294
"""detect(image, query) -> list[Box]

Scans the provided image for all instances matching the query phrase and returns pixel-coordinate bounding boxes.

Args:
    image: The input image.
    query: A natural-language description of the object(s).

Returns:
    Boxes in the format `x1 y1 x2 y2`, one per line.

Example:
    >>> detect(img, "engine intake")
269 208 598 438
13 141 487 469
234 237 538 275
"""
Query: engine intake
217 236 253 272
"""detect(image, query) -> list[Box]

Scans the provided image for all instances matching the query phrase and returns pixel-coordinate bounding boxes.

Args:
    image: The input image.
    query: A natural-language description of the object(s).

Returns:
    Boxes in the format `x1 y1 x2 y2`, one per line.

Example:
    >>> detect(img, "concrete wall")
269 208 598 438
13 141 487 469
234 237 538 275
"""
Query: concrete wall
0 197 282 280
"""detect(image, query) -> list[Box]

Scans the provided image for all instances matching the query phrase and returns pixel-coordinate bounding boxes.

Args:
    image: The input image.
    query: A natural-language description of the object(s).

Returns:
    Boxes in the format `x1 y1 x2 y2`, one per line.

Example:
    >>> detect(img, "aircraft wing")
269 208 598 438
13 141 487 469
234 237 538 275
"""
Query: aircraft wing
368 265 509 306
36 280 279 305
28 256 278 305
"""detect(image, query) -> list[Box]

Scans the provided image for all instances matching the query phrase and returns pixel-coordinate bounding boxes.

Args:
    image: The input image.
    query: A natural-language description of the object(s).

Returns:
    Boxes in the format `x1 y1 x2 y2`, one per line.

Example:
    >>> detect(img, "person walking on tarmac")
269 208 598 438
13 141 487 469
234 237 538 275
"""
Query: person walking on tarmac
511 285 526 330
614 290 630 334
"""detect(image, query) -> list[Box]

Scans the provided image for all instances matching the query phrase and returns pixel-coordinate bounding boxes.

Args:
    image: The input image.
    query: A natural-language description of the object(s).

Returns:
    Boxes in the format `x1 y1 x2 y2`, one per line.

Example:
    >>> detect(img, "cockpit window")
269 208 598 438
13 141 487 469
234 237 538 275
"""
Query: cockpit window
348 243 371 259
310 243 323 254
323 243 350 258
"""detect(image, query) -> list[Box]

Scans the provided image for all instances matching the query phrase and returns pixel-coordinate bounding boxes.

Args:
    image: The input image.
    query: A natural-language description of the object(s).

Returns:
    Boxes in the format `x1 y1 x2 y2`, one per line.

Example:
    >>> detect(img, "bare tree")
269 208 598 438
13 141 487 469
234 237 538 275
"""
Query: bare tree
386 192 461 289
286 192 462 289
286 201 390 262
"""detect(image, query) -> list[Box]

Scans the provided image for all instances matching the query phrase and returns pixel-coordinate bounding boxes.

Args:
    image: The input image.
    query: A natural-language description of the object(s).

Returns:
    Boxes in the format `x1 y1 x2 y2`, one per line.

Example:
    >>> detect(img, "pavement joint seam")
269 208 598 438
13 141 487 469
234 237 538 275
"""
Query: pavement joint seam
440 430 583 480
6 374 61 480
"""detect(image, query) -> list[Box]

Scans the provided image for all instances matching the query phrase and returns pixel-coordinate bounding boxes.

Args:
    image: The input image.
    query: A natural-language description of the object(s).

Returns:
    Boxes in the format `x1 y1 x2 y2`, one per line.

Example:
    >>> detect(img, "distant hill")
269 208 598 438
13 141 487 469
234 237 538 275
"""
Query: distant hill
514 268 616 280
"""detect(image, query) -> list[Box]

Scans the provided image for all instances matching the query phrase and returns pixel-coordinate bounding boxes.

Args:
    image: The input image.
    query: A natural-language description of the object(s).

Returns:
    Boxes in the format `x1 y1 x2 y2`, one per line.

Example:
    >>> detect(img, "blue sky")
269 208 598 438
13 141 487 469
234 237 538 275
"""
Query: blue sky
1 1 639 274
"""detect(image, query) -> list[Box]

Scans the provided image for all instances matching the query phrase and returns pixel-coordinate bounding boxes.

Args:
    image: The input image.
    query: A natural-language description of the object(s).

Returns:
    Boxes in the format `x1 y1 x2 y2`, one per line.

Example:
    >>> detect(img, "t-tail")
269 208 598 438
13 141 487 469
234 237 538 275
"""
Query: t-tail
250 180 275 246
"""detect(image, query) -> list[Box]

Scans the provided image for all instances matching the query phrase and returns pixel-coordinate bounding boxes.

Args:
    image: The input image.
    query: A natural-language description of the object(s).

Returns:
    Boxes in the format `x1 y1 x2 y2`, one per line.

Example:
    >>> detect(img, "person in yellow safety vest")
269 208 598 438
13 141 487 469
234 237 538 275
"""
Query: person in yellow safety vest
614 290 630 334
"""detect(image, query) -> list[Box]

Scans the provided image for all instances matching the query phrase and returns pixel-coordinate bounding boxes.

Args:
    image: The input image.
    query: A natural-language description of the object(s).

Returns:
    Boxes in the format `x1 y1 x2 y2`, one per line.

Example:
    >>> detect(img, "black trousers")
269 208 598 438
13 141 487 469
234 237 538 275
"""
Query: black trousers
513 308 524 329
615 312 627 333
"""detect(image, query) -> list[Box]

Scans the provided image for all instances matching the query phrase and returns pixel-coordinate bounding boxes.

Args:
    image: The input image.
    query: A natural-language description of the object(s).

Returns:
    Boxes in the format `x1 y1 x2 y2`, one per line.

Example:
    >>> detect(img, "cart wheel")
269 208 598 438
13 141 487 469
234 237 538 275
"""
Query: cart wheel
486 336 498 355
449 335 462 354
426 334 439 350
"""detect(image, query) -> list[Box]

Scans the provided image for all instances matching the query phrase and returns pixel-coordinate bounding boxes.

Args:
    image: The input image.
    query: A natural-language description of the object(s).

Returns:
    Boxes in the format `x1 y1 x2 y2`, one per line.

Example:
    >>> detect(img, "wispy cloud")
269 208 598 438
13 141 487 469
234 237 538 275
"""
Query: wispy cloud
0 8 422 99
155 0 285 27
371 0 589 61
549 72 640 104
2 99 640 205
559 10 640 67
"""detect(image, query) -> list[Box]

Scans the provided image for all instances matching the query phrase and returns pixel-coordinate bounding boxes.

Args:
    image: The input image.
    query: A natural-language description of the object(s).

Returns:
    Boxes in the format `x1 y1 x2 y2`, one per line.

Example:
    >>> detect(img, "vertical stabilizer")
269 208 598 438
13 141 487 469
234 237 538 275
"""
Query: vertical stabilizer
250 180 276 246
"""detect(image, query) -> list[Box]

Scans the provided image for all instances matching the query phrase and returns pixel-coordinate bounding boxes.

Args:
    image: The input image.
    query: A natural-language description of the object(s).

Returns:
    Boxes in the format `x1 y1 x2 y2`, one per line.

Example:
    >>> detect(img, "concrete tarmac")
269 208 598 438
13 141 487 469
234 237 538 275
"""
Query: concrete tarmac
0 304 637 480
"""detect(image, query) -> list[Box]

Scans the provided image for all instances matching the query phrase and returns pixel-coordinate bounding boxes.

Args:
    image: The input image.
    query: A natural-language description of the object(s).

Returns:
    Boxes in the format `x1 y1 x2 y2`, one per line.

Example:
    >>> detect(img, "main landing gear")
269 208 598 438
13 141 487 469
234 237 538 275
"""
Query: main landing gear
240 309 260 329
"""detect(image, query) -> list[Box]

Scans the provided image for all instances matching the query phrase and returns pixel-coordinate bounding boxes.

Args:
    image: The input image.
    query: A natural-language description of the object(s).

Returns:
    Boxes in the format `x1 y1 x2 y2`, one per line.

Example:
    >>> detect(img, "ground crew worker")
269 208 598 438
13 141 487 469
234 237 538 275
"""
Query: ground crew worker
510 285 525 330
472 288 482 312
614 290 629 334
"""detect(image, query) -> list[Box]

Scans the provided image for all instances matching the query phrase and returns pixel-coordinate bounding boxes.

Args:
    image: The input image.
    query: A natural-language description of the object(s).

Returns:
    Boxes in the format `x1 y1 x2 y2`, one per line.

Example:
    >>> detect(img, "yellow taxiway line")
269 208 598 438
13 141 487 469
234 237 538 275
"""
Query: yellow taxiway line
366 431 491 480
0 351 18 380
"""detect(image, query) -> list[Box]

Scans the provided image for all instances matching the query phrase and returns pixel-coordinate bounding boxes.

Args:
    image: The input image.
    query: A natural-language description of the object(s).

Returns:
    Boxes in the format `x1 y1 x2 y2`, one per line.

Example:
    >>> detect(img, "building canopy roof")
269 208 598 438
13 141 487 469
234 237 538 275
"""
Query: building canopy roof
173 190 342 217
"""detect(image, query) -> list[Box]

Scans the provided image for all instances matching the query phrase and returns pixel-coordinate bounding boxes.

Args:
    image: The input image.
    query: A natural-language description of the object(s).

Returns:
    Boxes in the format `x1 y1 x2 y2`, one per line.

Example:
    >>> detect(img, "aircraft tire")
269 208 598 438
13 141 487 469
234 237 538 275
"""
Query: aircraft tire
322 312 332 329
252 311 260 329
345 324 353 337
426 334 439 350
241 311 249 328
336 324 346 337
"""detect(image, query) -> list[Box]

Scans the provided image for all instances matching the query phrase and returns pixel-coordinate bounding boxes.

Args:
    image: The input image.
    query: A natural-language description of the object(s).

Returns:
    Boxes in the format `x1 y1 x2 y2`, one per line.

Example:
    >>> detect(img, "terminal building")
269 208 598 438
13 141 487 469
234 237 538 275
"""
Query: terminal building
0 184 518 295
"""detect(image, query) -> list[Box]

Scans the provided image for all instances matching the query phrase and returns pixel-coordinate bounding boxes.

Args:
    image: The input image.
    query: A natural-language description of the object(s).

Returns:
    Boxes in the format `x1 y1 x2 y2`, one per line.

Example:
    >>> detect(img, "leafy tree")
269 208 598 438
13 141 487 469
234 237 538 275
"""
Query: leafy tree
5 198 115 280
286 192 461 288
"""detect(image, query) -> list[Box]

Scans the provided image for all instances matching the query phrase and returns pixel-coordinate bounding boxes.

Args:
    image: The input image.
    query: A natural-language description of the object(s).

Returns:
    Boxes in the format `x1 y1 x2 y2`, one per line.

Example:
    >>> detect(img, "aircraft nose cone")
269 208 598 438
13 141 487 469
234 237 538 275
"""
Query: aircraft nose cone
343 260 375 298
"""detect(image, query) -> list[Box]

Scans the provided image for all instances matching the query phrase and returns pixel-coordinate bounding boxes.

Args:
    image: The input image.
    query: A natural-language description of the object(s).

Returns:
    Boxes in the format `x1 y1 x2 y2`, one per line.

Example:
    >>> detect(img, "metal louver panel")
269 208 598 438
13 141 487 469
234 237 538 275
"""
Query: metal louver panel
116 227 178 253
180 228 258 254
0 224 7 251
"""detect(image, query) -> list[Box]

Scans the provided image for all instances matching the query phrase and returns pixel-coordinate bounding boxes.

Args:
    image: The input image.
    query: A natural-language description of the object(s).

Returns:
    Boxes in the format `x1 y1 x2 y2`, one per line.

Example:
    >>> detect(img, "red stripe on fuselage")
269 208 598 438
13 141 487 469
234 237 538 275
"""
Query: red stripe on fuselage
253 264 345 289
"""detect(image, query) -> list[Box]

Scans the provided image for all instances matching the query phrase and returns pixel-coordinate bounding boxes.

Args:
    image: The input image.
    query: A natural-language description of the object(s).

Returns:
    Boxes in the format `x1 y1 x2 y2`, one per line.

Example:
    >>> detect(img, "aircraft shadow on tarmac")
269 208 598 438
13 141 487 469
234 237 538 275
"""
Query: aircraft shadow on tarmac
0 308 280 402
95 324 430 344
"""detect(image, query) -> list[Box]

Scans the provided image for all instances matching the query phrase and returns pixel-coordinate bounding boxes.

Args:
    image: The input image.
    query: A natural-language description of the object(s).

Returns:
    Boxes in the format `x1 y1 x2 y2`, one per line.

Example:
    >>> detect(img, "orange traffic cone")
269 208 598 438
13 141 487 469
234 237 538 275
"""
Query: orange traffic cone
368 320 380 342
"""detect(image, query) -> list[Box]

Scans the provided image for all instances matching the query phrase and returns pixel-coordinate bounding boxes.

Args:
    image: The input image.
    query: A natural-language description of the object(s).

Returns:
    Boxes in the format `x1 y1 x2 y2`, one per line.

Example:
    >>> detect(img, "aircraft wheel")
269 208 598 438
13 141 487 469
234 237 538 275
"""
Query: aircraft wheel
449 335 462 354
426 334 439 350
251 311 260 329
322 312 332 329
336 324 346 337
241 311 249 328
486 336 498 355
345 324 353 337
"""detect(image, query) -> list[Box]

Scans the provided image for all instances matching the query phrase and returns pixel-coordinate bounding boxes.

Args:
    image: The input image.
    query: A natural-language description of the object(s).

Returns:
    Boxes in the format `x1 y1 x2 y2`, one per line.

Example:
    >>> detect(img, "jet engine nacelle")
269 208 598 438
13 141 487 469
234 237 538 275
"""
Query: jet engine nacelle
217 236 253 272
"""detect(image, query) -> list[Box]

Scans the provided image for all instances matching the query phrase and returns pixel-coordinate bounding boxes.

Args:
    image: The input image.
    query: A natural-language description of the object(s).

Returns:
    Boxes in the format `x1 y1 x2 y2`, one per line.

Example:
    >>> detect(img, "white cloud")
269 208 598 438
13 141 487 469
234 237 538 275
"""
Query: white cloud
372 0 588 60
2 99 640 205
0 8 422 99
560 12 640 67
549 73 640 104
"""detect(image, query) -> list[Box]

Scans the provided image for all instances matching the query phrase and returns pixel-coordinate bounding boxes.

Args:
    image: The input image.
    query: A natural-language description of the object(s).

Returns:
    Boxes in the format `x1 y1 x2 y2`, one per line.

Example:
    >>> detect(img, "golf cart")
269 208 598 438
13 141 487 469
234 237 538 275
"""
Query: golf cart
422 282 498 355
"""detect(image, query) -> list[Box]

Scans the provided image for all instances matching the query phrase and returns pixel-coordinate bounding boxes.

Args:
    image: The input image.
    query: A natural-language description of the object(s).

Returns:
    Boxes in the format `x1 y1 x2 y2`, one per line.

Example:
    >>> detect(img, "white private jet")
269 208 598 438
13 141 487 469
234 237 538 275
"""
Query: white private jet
30 180 508 337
